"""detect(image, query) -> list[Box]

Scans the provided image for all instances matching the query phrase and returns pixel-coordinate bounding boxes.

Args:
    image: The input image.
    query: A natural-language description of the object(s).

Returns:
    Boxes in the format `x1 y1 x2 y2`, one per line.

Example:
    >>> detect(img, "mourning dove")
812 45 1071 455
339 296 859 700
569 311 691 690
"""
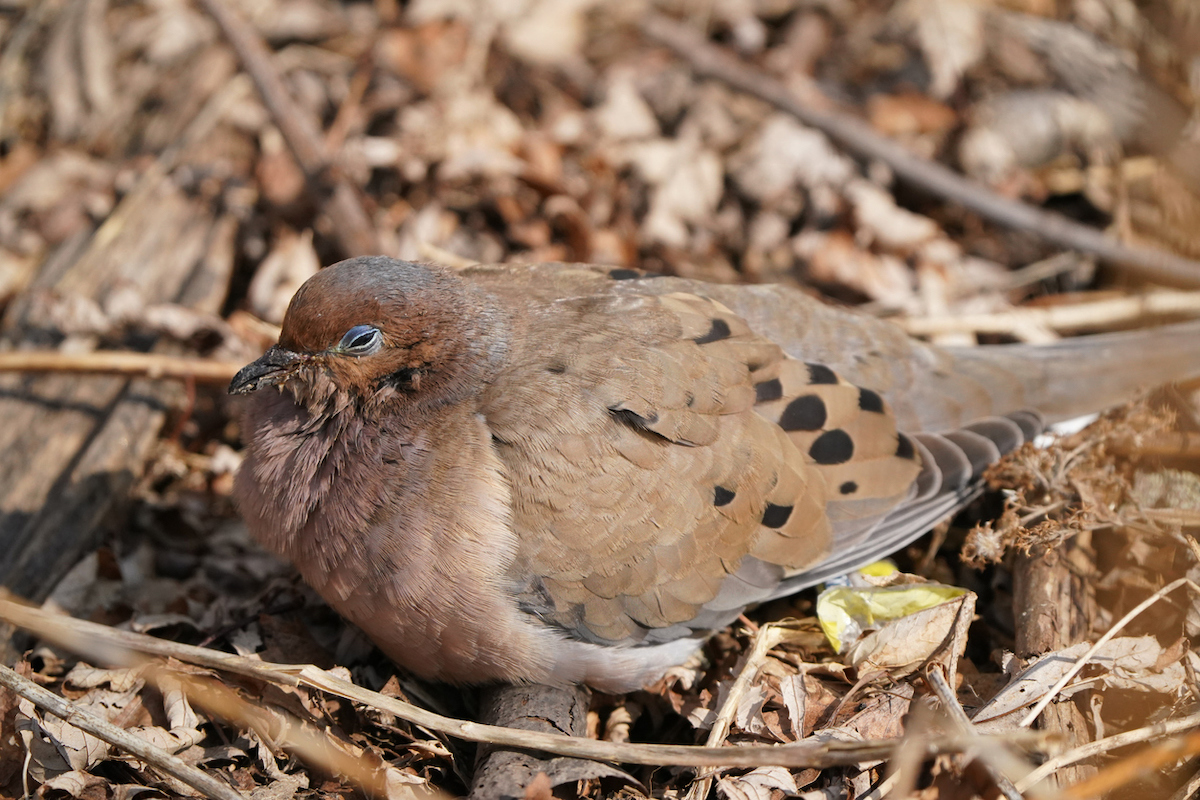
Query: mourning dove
230 256 1200 691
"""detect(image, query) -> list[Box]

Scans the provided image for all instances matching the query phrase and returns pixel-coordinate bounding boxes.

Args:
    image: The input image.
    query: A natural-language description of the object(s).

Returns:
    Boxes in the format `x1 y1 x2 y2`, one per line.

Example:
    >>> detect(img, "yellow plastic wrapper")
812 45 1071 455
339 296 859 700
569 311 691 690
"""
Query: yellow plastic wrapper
817 580 969 653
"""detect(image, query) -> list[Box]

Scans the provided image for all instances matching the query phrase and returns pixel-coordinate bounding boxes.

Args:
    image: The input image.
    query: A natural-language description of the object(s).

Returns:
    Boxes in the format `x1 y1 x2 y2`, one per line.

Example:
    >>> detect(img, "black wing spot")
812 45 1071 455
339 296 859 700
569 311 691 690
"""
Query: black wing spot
762 503 794 528
608 268 642 280
714 486 736 506
858 388 884 413
755 379 783 403
610 408 660 428
810 429 854 464
806 363 838 384
839 480 858 495
779 394 827 431
694 318 732 345
895 433 916 460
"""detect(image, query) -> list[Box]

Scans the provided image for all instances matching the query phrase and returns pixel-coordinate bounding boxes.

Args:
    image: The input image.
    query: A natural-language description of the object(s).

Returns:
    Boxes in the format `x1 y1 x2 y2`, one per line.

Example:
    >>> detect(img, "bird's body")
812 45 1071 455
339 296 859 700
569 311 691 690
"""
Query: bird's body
231 257 1200 691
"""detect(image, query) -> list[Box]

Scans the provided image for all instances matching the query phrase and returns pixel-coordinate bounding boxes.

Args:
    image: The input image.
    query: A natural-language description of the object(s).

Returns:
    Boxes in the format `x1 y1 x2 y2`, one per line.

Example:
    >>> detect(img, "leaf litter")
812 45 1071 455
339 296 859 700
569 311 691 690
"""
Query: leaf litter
1 0 1200 797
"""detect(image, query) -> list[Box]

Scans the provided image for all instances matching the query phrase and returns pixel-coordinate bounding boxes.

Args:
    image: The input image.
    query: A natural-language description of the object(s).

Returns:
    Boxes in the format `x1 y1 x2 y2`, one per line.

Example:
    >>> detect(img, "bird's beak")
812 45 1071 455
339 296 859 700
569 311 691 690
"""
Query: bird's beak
228 345 304 395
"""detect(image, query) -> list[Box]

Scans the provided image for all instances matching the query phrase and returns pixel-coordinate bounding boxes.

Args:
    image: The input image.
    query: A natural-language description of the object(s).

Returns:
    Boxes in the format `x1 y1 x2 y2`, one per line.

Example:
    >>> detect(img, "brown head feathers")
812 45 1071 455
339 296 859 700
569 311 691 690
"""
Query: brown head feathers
231 257 508 414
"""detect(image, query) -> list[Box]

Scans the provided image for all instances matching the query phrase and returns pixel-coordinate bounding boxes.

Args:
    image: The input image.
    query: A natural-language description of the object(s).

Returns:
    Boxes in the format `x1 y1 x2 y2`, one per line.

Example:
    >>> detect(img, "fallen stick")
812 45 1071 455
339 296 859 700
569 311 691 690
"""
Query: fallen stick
196 0 380 258
641 15 1200 289
0 351 241 384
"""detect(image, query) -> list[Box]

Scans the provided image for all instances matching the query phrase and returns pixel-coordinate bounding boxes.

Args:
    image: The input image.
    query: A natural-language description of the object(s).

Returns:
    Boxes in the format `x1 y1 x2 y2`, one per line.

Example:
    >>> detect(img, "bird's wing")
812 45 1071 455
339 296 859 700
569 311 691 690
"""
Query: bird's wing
471 264 969 647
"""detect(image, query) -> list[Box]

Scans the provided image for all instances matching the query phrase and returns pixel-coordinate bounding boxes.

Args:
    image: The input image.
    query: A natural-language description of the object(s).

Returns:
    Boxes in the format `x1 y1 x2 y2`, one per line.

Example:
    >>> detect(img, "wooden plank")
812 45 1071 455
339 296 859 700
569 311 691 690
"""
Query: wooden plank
0 177 226 608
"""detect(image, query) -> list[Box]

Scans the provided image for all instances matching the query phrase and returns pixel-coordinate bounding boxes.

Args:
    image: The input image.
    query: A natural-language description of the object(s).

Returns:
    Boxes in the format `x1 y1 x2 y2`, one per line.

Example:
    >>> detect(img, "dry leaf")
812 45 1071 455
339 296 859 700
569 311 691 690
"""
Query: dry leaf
846 179 940 252
502 0 595 65
896 0 985 99
730 115 855 205
246 228 321 325
716 766 799 800
594 69 661 141
845 592 976 678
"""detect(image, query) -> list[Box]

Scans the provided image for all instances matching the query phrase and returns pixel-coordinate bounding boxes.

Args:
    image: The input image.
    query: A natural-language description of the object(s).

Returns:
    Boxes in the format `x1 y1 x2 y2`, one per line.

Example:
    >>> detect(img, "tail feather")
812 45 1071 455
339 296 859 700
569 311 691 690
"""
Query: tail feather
944 319 1200 425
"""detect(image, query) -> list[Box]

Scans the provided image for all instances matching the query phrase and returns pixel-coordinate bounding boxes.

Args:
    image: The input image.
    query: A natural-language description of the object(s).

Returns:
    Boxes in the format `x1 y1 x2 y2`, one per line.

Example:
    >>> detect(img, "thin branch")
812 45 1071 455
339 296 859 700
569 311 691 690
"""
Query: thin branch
687 621 799 800
0 351 242 384
925 665 1025 800
1016 710 1200 792
1062 729 1200 798
195 0 380 257
641 14 1200 289
1018 577 1199 728
1108 432 1200 460
0 596 1051 770
146 664 451 799
0 663 245 800
898 290 1200 337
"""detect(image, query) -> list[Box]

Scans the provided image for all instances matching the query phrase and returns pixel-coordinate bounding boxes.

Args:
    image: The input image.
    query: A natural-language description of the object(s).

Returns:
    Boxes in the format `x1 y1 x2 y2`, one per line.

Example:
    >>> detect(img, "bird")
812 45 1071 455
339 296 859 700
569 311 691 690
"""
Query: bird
229 255 1200 692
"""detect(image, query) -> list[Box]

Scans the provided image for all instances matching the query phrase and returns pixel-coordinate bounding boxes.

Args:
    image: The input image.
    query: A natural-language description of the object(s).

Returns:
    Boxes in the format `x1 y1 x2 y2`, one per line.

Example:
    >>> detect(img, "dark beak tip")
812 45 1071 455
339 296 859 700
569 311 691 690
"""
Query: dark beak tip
228 346 298 395
227 377 255 396
228 361 265 395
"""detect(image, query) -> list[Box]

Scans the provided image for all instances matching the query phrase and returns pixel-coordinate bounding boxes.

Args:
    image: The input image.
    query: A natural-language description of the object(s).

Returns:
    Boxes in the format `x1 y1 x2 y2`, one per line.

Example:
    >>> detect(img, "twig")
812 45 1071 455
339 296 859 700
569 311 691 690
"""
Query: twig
0 596 1052 770
898 290 1200 337
1019 577 1199 728
998 253 1093 292
324 55 374 155
641 15 1200 289
0 351 242 384
1017 710 1200 793
0 663 245 800
870 700 937 800
148 665 449 799
1108 432 1200 460
925 665 1025 800
1062 728 1200 798
687 621 796 800
1167 759 1200 800
196 0 380 257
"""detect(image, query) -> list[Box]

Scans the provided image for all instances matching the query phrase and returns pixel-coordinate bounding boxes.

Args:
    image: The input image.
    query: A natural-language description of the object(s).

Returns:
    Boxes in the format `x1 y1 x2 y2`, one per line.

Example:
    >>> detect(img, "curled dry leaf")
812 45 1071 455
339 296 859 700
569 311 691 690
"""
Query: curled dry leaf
729 115 855 205
959 90 1115 187
894 0 985 99
716 766 799 800
246 228 321 325
973 636 1194 730
844 591 975 679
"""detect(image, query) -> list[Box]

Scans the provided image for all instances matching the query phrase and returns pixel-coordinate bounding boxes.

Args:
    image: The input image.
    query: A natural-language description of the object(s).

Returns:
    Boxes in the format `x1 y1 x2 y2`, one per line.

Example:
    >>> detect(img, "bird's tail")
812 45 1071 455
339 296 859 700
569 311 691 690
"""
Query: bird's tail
944 318 1200 426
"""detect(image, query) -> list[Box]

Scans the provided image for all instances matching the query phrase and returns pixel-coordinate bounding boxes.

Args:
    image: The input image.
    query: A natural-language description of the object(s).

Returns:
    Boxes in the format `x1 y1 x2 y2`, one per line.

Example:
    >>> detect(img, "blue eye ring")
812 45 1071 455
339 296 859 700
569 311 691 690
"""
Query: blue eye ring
337 324 383 356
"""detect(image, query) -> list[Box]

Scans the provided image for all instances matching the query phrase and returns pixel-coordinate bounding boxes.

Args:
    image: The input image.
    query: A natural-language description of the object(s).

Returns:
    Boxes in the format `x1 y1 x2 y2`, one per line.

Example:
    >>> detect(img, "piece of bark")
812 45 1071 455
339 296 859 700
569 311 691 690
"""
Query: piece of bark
0 178 229 660
469 684 642 800
1013 537 1098 788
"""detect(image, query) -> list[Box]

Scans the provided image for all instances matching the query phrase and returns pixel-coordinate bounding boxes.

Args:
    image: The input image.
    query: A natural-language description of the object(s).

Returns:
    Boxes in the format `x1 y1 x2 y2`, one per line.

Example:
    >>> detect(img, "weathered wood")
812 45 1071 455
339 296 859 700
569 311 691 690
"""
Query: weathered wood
0 176 229 640
1013 537 1099 788
469 684 641 800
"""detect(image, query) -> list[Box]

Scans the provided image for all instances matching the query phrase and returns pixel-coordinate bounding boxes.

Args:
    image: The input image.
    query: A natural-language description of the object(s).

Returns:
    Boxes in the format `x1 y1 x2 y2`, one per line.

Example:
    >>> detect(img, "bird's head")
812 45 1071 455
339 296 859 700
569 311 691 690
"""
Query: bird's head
229 256 506 415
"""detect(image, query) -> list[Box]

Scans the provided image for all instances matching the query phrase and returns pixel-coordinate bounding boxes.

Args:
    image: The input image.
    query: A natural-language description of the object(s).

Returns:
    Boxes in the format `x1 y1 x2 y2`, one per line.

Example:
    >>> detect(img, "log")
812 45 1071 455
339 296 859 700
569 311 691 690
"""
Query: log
1013 537 1099 788
0 175 234 660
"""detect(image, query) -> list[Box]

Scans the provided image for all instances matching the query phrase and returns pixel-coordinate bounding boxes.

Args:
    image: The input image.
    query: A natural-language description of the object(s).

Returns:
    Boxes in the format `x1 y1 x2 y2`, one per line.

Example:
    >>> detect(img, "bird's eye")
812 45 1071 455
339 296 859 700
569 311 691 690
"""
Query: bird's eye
337 325 382 356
